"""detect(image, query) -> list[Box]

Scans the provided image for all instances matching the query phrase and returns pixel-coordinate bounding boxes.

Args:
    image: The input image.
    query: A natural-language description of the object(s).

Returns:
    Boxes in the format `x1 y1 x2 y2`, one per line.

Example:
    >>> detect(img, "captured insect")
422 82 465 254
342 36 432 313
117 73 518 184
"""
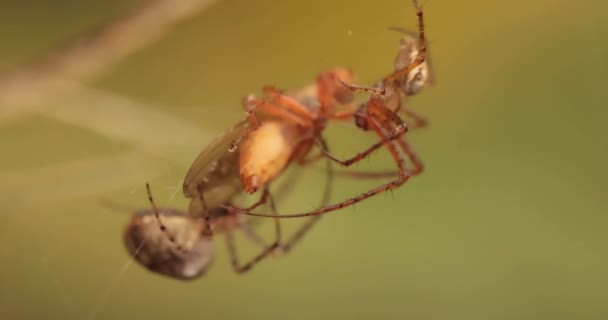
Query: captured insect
226 0 432 219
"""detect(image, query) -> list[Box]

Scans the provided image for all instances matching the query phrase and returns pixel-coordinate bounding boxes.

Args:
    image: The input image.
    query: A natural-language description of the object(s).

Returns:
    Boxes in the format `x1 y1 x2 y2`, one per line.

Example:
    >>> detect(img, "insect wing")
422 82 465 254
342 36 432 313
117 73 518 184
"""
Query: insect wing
182 119 251 201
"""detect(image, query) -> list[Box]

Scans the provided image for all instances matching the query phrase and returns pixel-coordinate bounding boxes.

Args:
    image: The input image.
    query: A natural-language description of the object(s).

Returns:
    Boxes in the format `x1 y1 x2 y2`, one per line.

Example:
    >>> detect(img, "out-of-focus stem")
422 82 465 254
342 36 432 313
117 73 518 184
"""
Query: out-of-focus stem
0 0 220 116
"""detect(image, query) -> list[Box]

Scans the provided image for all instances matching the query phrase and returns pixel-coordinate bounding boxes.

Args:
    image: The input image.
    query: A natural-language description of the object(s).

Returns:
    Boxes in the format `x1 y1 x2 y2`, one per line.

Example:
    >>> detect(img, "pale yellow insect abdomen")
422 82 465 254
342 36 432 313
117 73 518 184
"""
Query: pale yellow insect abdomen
239 121 300 194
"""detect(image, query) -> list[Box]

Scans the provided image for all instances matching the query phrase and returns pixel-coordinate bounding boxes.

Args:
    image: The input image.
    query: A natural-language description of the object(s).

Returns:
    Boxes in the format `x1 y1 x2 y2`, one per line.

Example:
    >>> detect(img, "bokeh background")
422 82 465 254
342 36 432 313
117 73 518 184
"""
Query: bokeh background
1 0 607 319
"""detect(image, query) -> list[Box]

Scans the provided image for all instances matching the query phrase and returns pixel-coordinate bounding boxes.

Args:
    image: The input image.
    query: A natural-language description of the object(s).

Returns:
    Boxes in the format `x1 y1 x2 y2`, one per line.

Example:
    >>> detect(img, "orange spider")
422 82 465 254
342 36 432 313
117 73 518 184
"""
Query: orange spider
227 0 432 218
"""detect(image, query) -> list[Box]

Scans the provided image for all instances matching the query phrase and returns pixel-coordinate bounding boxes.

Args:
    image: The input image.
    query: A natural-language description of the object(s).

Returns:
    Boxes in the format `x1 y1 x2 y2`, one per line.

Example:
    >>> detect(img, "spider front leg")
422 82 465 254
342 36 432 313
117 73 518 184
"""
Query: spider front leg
221 185 272 215
278 154 334 253
195 184 213 238
224 190 282 273
146 182 189 255
314 117 407 167
238 156 333 256
228 118 412 219
396 136 424 175
383 0 427 85
328 136 424 179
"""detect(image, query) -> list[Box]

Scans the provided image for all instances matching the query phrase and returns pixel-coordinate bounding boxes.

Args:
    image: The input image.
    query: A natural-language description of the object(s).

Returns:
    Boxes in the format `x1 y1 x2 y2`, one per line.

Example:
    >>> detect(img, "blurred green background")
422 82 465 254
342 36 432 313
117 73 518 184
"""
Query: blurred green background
1 0 607 319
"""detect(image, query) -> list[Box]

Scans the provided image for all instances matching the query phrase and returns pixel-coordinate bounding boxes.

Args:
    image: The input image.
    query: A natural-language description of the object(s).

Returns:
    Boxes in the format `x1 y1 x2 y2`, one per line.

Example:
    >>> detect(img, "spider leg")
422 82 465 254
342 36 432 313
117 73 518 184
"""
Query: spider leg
318 95 416 168
279 149 333 253
239 187 272 212
396 135 424 175
314 119 407 167
233 141 335 255
239 223 269 249
195 184 213 238
329 135 424 178
224 190 281 273
383 0 427 84
221 180 282 214
146 182 188 254
337 78 385 95
228 117 411 218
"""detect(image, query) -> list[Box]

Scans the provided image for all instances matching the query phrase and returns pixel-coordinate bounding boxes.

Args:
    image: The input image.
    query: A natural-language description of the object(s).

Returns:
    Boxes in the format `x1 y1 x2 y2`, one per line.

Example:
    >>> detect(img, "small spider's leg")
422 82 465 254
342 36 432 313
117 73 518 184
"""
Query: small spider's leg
221 184 279 215
145 183 187 253
367 95 410 128
280 151 333 253
221 185 270 213
237 159 331 255
239 223 269 249
238 170 304 248
383 0 427 84
225 191 281 273
318 147 334 208
400 107 428 129
228 118 411 218
314 118 407 167
238 172 308 249
194 185 213 238
324 138 423 179
272 167 304 202
241 187 271 212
